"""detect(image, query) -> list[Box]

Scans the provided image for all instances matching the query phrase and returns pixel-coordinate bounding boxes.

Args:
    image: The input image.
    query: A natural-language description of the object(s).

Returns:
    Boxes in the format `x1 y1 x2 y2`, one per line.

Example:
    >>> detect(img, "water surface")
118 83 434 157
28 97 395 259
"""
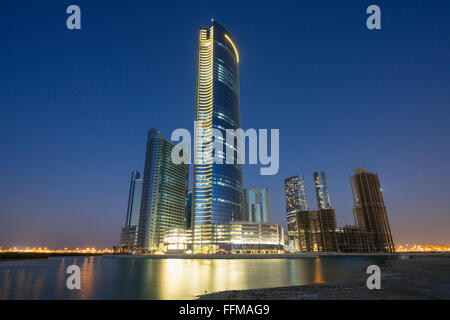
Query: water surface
0 256 395 299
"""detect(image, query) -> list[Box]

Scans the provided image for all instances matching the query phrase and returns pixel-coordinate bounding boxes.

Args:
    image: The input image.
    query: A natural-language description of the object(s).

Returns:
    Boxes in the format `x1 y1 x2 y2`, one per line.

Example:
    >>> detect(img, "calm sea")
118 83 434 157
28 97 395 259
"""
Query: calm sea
0 256 395 299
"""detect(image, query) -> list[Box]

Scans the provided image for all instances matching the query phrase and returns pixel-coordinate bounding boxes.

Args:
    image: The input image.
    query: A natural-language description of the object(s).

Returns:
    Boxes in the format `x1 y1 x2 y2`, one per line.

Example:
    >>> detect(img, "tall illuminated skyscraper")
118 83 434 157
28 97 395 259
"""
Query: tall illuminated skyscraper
136 129 189 253
284 175 308 251
193 21 243 253
118 171 143 253
313 171 332 209
350 168 395 253
125 171 143 228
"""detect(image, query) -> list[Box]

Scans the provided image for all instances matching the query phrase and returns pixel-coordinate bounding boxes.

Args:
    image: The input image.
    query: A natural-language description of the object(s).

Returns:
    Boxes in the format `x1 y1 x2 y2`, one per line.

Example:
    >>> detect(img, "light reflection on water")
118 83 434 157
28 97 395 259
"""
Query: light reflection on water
0 256 394 299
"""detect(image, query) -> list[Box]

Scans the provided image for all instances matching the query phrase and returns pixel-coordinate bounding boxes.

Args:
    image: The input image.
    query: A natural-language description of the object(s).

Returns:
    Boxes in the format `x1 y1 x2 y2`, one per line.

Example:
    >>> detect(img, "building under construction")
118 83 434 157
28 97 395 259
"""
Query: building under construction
337 225 375 253
296 209 338 252
293 168 395 253
351 168 395 253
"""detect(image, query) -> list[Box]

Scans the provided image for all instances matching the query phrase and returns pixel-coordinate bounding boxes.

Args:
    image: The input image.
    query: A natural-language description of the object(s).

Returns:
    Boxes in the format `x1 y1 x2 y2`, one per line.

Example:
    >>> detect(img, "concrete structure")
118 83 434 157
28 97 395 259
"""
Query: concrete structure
337 225 375 253
351 168 395 253
295 209 338 252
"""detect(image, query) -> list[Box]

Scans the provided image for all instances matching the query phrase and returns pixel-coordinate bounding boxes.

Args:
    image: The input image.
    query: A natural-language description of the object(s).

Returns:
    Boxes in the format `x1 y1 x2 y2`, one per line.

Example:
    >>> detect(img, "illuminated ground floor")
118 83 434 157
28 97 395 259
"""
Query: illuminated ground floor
163 222 287 254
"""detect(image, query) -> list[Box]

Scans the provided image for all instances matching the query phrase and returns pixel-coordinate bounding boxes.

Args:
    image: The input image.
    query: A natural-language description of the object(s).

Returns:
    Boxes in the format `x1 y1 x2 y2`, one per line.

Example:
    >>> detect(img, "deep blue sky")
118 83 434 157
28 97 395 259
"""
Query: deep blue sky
1 0 449 249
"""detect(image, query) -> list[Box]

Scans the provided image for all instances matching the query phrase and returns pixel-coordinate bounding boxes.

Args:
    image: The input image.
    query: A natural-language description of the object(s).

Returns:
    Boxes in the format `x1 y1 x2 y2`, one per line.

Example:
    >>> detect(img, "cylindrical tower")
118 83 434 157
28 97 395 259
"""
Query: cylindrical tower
193 22 243 253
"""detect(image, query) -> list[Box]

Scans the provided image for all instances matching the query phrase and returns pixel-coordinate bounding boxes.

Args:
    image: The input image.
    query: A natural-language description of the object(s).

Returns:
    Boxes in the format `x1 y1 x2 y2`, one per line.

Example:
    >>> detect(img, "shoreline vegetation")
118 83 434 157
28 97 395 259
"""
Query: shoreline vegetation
198 254 450 300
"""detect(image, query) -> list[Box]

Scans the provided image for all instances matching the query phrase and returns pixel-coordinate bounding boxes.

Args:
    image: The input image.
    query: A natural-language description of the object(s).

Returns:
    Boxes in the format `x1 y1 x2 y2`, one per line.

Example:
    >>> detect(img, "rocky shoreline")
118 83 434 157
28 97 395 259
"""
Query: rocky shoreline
198 254 450 300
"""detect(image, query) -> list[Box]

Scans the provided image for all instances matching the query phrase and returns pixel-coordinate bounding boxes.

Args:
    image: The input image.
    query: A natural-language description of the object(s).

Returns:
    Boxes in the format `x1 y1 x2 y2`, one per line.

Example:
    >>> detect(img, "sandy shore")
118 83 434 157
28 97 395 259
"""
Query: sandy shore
199 254 450 300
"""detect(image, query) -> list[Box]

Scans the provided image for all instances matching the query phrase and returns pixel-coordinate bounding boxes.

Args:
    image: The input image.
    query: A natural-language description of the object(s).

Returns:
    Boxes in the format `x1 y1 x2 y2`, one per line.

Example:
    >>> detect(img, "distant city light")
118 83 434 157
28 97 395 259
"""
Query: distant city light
395 245 450 252
0 247 113 254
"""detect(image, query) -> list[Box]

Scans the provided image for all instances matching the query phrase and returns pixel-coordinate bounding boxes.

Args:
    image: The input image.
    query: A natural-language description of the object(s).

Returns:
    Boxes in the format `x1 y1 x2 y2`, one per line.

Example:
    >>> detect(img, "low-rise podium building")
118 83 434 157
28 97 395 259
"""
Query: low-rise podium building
164 222 286 254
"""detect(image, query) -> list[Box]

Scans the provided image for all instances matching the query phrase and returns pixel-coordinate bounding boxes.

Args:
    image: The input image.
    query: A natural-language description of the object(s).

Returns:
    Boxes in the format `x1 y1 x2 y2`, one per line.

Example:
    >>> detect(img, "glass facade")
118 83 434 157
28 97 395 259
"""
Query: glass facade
118 225 138 253
119 171 143 253
284 175 308 212
137 129 189 253
284 175 308 251
125 171 143 228
313 171 332 210
193 22 243 253
243 188 271 223
164 222 285 254
186 190 193 229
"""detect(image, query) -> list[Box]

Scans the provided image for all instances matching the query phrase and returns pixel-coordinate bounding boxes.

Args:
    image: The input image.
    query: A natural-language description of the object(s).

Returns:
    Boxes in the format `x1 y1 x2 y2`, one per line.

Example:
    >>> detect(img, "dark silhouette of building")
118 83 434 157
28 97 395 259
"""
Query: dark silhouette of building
318 208 339 252
337 225 375 253
350 168 395 253
296 210 318 252
296 209 338 252
186 190 193 229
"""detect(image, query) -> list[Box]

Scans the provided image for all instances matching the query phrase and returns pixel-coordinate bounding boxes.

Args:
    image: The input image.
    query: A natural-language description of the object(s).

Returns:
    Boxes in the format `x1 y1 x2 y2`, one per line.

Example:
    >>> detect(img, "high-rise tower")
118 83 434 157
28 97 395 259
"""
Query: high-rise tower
125 171 143 228
284 175 308 251
313 171 332 209
350 168 395 253
285 175 308 212
193 21 243 253
137 129 189 253
118 171 143 253
186 190 193 229
243 188 271 224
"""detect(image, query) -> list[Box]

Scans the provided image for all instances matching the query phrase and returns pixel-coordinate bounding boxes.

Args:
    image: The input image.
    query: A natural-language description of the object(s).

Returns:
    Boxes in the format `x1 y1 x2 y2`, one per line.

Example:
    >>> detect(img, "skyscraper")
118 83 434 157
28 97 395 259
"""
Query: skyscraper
193 21 243 253
118 171 143 253
350 168 395 253
243 188 271 223
136 129 189 253
284 175 308 251
313 171 332 209
186 190 193 229
125 171 143 228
